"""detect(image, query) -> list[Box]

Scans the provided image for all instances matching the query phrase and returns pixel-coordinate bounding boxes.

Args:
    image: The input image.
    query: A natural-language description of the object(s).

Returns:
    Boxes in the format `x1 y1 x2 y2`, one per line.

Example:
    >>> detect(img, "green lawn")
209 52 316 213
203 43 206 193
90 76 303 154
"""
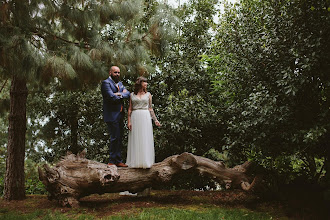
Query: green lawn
0 189 324 219
0 207 279 220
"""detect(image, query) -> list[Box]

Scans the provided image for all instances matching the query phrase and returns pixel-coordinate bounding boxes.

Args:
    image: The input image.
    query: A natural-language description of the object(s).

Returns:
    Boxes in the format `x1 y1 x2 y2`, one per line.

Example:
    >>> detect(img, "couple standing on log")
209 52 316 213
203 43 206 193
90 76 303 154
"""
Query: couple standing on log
101 66 161 168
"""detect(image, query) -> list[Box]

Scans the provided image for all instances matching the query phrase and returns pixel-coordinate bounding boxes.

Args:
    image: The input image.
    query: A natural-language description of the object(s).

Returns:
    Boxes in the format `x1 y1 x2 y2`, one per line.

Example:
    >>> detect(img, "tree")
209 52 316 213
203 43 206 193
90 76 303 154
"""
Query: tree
149 0 224 164
205 0 330 185
0 0 170 200
24 0 176 164
27 87 108 163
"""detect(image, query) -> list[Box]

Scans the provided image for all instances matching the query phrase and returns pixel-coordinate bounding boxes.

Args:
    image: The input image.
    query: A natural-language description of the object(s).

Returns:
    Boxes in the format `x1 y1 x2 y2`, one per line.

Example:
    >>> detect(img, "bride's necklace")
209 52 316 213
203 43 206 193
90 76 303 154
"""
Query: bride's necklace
136 91 146 99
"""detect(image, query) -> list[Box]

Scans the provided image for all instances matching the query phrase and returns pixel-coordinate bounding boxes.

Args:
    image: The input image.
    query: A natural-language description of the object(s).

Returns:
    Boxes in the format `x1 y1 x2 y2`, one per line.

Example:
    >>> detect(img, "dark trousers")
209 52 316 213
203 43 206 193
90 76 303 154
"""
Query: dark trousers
106 117 123 164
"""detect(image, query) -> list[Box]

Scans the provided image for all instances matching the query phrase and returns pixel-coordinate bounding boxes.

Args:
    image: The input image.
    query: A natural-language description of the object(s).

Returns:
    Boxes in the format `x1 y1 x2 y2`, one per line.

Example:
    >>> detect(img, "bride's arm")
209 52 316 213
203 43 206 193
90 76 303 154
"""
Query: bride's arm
148 93 161 127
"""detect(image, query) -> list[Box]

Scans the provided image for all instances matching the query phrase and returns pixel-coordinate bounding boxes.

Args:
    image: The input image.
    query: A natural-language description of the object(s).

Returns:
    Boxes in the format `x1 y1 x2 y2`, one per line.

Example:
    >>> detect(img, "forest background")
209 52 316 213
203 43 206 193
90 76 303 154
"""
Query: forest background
0 0 330 205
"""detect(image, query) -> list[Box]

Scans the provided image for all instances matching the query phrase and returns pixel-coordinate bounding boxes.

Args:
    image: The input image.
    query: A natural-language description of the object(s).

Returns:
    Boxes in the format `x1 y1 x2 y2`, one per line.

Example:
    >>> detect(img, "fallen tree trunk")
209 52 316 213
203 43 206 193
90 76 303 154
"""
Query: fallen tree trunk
38 152 259 207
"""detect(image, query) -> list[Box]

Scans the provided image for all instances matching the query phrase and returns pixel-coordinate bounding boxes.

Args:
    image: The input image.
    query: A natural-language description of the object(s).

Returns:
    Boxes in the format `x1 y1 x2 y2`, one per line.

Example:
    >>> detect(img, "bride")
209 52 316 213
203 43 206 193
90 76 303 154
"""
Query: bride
126 76 161 168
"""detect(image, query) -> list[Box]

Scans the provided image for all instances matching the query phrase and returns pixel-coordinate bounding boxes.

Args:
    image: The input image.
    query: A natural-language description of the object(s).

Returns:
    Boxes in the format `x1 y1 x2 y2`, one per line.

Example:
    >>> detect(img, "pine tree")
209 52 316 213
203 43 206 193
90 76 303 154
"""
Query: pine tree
0 0 171 200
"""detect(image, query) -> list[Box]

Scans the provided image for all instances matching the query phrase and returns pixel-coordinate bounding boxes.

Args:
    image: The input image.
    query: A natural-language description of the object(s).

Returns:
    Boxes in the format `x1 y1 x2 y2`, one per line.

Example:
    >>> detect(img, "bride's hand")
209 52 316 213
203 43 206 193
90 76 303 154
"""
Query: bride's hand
155 120 161 127
127 122 132 130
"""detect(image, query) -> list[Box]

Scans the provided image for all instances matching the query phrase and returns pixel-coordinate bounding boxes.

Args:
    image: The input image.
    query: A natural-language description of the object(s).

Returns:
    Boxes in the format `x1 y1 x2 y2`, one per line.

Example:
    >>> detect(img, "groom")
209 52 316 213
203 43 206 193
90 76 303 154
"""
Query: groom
101 66 130 167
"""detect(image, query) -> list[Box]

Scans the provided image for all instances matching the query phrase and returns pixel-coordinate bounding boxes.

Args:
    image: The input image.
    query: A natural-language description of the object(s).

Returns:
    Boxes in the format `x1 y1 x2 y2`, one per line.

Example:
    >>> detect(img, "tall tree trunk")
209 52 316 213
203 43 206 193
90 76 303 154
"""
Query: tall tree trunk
4 75 28 200
325 149 330 185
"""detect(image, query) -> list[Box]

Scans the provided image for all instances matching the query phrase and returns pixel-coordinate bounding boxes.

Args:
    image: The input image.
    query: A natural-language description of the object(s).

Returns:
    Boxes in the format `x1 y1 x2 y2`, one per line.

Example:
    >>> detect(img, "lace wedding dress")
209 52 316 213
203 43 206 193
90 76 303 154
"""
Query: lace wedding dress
126 92 155 168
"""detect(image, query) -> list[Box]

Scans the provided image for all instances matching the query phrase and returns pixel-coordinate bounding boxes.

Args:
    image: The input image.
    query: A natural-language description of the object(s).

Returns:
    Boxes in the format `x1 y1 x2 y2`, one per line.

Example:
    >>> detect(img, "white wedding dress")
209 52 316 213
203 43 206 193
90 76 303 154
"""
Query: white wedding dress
126 92 155 168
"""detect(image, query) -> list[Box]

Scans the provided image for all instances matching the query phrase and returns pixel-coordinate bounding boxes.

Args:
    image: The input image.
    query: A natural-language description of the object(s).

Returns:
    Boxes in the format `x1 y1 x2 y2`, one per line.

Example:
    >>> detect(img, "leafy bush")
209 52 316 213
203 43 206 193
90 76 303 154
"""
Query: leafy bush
25 160 47 195
0 159 47 196
205 0 330 186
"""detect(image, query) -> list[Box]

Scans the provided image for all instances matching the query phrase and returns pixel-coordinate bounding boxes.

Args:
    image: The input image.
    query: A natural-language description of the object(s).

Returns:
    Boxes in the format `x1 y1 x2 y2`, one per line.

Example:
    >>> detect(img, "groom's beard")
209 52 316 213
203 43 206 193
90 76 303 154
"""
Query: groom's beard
112 76 119 83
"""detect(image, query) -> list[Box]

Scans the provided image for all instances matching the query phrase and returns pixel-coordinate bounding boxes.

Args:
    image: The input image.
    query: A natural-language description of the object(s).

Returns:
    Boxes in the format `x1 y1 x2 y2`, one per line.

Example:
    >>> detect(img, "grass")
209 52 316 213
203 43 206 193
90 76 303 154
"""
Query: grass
0 210 95 220
110 207 275 220
0 189 327 219
0 207 276 220
0 210 46 220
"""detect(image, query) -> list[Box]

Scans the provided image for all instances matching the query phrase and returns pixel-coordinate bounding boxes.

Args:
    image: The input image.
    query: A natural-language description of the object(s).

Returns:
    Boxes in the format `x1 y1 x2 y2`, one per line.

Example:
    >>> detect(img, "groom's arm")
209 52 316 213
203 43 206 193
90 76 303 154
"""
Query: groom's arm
101 81 121 102
121 85 130 99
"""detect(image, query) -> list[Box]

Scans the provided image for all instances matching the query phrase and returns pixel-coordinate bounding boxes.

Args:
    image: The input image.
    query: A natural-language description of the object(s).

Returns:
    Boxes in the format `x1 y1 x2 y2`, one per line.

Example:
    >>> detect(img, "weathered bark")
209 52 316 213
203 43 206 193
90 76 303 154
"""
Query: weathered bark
39 151 259 207
4 75 28 200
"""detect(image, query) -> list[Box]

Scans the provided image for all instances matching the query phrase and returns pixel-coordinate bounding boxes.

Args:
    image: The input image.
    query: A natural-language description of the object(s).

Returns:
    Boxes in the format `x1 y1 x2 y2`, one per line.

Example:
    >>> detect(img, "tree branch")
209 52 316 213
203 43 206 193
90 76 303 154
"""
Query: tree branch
0 78 8 94
34 28 89 48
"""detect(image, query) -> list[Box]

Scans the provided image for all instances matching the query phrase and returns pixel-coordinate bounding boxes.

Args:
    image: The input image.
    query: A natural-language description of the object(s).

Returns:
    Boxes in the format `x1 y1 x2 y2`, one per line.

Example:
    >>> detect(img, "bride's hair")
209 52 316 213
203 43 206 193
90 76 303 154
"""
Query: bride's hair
134 76 148 95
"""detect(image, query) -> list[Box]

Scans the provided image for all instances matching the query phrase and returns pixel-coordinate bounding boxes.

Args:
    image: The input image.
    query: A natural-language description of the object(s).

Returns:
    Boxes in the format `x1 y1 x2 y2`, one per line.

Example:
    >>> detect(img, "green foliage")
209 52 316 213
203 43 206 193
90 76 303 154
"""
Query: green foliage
205 0 330 185
149 0 223 165
0 159 47 196
17 0 229 192
22 0 219 166
1 0 175 169
3 0 330 193
0 0 175 199
155 89 222 161
24 160 47 195
21 0 226 191
157 170 221 191
26 86 109 163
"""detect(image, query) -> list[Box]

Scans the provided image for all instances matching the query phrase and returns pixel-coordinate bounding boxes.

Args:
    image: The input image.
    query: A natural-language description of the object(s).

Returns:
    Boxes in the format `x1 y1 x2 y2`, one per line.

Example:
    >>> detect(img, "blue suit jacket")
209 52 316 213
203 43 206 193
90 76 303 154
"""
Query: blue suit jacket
101 77 130 122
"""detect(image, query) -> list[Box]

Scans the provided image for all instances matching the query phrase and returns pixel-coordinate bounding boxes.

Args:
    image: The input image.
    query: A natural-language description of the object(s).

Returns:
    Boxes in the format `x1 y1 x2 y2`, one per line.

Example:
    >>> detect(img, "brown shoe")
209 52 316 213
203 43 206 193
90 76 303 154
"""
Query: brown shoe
107 163 116 166
116 162 128 167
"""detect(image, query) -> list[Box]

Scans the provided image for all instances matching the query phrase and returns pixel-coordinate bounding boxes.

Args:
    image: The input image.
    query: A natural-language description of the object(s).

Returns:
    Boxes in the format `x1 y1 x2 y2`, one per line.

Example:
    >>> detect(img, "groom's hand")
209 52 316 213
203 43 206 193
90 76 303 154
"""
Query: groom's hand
114 92 123 98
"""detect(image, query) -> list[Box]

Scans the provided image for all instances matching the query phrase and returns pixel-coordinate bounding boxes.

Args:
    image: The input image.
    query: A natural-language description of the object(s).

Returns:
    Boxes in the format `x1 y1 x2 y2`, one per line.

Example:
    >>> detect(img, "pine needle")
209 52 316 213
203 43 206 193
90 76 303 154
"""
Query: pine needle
69 46 93 69
45 56 77 80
